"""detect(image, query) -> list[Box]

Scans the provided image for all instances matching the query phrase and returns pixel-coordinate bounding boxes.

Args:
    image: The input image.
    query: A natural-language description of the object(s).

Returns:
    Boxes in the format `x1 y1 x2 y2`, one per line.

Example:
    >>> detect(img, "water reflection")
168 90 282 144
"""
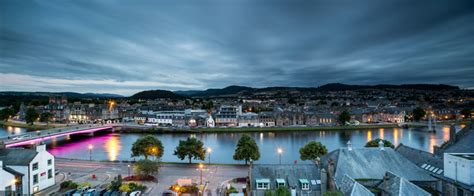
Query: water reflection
0 124 466 164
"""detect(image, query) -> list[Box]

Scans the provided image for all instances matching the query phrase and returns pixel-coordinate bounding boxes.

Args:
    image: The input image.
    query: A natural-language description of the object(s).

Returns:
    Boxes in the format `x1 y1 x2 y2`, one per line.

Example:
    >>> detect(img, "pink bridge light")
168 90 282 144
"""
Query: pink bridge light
5 126 113 148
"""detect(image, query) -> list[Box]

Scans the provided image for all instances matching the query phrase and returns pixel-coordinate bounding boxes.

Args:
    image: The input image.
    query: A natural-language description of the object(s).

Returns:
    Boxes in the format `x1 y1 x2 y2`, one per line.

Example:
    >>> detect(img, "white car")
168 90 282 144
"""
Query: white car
130 191 141 196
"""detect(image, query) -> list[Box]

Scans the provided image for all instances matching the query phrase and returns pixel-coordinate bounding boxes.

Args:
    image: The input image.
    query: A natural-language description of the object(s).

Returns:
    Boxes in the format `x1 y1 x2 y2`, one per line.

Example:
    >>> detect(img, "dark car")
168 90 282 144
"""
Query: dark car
63 189 77 196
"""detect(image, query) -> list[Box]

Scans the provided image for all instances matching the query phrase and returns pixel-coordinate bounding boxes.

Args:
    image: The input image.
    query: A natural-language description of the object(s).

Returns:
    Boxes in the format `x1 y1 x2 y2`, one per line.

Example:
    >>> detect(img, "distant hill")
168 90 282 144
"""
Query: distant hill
315 83 459 91
174 83 460 97
130 90 185 99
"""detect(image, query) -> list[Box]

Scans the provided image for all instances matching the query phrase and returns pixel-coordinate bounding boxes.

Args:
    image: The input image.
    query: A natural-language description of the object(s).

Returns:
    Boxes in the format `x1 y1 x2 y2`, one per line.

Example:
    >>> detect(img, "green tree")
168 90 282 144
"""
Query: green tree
174 137 206 163
275 187 291 196
233 134 260 165
0 108 15 121
460 108 471 119
134 159 160 177
365 138 395 148
109 175 123 191
131 135 164 160
39 112 53 123
25 108 39 125
412 107 426 121
299 141 328 164
338 111 351 125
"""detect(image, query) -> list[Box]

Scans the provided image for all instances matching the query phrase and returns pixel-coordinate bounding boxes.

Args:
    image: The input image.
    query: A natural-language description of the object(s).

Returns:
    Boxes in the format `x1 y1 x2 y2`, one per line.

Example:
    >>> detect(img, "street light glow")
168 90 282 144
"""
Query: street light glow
207 147 212 153
88 144 93 150
199 163 204 169
277 147 283 154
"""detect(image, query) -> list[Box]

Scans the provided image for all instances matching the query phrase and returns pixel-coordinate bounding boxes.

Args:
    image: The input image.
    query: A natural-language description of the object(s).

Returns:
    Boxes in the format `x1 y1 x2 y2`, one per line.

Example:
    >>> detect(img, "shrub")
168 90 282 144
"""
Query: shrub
60 180 78 189
79 182 92 188
323 191 343 196
128 182 147 192
119 184 132 192
123 175 156 182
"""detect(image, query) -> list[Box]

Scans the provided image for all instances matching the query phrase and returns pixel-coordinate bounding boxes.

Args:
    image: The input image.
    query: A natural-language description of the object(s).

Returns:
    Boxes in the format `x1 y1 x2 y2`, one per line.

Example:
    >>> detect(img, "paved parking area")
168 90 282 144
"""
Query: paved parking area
56 159 248 195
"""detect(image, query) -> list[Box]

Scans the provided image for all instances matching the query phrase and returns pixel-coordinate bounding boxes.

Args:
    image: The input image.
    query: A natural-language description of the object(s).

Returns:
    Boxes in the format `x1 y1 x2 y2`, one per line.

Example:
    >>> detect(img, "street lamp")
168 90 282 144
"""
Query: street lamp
88 144 93 161
277 147 283 164
199 163 204 185
127 164 131 176
207 147 212 164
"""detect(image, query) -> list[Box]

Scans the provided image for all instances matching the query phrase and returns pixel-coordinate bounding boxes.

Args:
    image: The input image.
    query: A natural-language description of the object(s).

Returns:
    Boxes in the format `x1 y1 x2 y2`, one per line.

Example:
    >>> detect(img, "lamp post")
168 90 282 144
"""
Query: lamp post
127 164 131 176
277 147 283 164
88 144 93 161
199 163 204 185
207 147 212 164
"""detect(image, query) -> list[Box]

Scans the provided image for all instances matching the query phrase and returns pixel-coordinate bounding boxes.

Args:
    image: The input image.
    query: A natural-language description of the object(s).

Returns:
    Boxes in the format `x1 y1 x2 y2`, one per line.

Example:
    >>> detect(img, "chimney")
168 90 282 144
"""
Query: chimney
0 160 3 167
347 141 352 151
36 144 46 152
449 124 456 143
379 140 385 150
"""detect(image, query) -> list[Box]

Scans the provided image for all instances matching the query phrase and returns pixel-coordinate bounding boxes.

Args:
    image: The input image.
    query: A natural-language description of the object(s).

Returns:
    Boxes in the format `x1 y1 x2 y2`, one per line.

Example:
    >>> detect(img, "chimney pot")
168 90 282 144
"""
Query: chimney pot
379 140 384 150
347 141 352 151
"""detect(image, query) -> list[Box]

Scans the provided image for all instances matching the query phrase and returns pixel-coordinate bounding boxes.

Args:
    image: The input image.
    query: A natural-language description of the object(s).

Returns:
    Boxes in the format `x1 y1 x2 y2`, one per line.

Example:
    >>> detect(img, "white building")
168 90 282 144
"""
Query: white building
0 161 21 195
444 153 474 186
0 144 55 195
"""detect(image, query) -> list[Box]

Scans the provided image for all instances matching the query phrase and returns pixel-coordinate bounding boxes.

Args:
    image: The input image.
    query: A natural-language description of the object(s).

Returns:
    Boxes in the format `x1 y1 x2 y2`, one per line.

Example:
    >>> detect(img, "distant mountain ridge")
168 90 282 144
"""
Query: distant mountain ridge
173 83 460 97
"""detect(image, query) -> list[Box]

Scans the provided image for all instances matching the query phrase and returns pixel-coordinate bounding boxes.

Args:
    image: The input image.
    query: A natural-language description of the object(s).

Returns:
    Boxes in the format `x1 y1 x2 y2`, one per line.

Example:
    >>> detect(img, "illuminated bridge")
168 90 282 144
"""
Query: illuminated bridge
0 125 116 148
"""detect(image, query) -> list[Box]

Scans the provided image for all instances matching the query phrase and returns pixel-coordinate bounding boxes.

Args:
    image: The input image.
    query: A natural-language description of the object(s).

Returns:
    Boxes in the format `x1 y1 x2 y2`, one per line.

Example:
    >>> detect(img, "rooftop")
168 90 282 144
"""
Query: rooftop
0 148 39 166
251 164 320 191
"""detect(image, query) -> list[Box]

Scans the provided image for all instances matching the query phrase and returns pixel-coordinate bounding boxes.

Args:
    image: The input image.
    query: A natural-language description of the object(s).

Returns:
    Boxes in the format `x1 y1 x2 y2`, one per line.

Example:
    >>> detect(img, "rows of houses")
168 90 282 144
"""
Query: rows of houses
248 123 474 196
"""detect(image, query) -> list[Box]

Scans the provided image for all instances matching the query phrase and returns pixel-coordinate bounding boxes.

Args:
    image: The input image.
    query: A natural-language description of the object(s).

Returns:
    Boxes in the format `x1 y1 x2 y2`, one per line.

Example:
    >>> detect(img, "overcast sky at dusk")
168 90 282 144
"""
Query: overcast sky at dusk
1 0 474 95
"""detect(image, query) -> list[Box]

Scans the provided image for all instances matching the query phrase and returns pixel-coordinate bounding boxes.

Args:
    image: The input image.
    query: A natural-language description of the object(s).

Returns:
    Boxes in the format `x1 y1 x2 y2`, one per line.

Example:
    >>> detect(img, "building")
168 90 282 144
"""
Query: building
215 106 241 127
339 175 374 196
441 153 474 195
238 112 260 127
250 164 322 196
0 145 55 195
0 161 23 195
378 171 430 196
321 144 436 194
258 112 275 127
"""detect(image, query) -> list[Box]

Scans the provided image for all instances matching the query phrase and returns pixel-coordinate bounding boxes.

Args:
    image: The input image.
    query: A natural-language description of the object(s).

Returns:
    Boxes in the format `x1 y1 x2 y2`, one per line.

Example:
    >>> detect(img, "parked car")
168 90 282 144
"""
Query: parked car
93 188 107 196
130 191 141 196
63 189 77 196
84 189 96 196
72 190 84 196
102 190 113 196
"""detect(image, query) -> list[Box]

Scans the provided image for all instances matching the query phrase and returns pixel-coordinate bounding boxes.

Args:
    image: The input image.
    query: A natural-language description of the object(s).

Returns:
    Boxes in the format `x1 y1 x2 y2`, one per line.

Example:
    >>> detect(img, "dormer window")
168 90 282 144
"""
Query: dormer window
256 179 270 190
299 179 310 190
276 178 285 188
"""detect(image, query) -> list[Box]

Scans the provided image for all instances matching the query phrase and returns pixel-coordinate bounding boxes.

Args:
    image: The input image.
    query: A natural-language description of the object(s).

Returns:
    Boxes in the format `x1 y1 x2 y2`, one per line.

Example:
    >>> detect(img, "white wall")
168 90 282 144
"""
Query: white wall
444 153 474 186
0 161 17 192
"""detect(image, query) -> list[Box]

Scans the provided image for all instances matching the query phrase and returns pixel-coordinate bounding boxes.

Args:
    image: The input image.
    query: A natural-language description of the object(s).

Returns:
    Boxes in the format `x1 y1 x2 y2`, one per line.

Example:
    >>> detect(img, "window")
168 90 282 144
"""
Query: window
33 174 38 184
299 179 310 190
276 179 285 188
48 169 53 179
32 162 39 171
256 179 270 190
47 159 52 166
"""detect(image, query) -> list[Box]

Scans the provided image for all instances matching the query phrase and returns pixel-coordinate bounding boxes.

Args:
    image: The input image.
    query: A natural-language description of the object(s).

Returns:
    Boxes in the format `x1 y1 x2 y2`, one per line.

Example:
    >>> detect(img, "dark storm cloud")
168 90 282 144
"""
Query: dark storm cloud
1 0 473 95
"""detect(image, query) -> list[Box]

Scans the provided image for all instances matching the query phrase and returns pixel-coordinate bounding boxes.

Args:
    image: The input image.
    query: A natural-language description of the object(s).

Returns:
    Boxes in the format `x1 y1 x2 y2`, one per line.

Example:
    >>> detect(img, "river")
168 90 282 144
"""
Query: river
0 124 464 164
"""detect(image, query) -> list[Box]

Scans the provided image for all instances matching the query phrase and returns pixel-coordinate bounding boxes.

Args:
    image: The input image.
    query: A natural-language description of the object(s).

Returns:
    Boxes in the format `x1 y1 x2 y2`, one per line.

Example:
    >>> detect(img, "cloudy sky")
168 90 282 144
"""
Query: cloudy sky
1 0 474 95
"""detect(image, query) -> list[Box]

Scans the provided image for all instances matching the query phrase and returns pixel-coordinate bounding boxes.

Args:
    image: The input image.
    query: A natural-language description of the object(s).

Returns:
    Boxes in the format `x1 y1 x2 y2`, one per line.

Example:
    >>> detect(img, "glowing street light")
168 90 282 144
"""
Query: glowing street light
198 163 204 185
207 147 212 164
88 144 93 161
277 147 283 164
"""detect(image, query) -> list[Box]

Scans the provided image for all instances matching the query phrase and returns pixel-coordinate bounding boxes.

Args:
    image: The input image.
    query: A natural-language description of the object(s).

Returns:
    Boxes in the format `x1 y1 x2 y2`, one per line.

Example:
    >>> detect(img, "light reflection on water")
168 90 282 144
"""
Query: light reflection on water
0 124 466 164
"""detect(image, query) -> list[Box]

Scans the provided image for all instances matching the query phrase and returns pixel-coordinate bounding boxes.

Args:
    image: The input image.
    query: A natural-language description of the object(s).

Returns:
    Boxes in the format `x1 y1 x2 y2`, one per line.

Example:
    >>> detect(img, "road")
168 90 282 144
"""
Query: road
55 158 248 195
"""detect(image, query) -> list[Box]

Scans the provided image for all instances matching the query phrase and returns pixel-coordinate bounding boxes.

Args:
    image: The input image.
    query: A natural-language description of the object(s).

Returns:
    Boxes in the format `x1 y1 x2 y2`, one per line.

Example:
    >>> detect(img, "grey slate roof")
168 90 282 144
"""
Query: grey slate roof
251 164 320 191
0 148 38 166
379 172 430 196
322 148 435 186
441 126 474 154
395 143 443 170
3 166 24 176
340 175 374 196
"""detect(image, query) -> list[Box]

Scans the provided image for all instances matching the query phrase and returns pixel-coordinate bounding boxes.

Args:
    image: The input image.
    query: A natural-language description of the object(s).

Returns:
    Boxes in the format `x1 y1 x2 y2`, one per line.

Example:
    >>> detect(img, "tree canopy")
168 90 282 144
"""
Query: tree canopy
299 141 328 162
25 108 39 125
460 108 471 119
412 107 426 121
233 134 260 165
0 108 15 121
39 112 53 123
338 111 351 125
173 137 206 163
365 138 395 148
133 159 160 178
131 135 164 160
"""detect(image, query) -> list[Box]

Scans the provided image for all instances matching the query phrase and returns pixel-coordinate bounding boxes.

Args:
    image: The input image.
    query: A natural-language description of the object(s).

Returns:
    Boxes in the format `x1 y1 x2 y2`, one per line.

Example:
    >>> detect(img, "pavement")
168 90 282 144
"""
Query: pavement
55 158 248 195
